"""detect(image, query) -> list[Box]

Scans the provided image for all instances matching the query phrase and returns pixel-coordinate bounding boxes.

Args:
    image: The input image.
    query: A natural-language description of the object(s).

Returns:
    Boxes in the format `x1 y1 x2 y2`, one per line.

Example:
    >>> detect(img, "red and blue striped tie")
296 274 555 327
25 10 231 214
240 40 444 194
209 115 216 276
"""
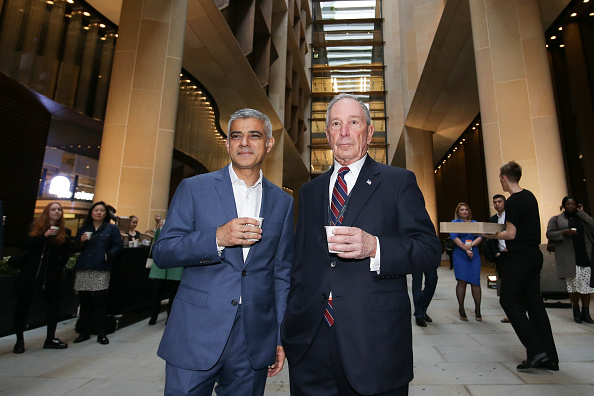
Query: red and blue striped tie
326 166 349 327
330 167 350 226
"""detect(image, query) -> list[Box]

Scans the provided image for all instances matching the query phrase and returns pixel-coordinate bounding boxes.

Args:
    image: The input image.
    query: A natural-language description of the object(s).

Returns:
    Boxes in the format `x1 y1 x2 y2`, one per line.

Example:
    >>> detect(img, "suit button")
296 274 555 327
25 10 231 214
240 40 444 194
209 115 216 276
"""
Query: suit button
231 299 238 306
330 261 336 268
321 293 328 300
242 270 247 276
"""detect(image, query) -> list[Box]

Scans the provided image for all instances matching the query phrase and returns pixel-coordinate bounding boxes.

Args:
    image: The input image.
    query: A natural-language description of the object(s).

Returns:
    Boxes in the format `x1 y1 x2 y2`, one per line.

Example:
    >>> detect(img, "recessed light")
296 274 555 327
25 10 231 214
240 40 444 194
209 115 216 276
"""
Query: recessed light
83 11 90 16
551 36 557 39
571 12 577 17
546 44 549 48
558 27 563 31
590 13 594 16
560 44 565 47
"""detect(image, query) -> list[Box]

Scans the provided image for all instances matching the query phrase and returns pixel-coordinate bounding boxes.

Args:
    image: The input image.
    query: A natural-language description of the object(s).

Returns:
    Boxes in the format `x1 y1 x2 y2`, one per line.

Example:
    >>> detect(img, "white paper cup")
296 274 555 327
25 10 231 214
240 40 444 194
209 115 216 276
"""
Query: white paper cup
246 217 264 241
325 226 348 253
571 228 577 231
50 226 59 231
84 231 93 238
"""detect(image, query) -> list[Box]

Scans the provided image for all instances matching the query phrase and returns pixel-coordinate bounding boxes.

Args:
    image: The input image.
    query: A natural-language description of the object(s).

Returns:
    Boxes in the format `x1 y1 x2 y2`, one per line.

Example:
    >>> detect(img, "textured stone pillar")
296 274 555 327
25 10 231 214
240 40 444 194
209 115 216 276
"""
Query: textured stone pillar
405 126 437 231
469 0 566 237
95 0 188 232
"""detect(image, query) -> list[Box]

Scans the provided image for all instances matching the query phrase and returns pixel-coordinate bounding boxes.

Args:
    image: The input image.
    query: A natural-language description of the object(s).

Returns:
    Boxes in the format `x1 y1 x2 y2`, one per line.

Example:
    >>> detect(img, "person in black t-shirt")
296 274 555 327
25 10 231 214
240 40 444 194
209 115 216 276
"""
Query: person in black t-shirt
482 161 559 371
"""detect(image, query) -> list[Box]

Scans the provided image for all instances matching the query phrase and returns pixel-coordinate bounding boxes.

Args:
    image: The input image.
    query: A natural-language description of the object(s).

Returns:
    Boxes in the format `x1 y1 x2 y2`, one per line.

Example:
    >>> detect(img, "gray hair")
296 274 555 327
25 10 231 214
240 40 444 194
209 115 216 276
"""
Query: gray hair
325 93 372 128
228 108 273 139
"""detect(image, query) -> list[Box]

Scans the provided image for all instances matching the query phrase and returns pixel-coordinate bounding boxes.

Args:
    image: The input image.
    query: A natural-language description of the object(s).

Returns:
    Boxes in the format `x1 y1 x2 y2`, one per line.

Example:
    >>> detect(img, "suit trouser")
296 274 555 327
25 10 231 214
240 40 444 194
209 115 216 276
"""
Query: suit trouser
499 249 558 362
164 305 267 396
288 319 409 396
411 269 438 318
494 252 508 297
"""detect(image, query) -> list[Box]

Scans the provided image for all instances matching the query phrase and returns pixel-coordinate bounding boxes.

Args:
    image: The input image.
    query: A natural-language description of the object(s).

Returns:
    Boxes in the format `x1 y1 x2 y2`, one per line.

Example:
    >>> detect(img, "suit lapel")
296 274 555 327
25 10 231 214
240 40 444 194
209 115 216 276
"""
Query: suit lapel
342 156 381 226
244 178 276 267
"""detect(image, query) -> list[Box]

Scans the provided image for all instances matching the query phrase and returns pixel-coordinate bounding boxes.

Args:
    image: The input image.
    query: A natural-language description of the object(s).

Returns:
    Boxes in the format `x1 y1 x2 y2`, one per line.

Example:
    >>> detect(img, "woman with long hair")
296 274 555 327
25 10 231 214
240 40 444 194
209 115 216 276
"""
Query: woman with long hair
546 196 594 323
73 201 123 345
450 202 483 321
13 202 72 354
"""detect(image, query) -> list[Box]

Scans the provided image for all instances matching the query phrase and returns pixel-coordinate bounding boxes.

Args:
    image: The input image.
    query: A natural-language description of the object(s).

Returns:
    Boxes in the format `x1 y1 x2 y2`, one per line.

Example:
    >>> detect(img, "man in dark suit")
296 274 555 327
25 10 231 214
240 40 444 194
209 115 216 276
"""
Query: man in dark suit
153 108 294 395
281 93 441 395
487 194 510 322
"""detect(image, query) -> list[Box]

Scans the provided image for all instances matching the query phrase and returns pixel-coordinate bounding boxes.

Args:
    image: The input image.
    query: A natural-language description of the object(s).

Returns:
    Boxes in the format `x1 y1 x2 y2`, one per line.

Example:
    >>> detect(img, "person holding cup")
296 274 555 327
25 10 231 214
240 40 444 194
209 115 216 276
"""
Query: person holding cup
153 108 293 395
282 93 441 395
12 202 73 354
72 201 123 345
546 196 594 323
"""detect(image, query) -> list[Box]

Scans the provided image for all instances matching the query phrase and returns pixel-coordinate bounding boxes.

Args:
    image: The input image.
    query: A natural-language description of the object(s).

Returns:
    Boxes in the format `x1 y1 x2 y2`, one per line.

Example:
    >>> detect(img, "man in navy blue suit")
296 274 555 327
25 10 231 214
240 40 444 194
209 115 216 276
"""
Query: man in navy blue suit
154 108 294 395
282 93 441 395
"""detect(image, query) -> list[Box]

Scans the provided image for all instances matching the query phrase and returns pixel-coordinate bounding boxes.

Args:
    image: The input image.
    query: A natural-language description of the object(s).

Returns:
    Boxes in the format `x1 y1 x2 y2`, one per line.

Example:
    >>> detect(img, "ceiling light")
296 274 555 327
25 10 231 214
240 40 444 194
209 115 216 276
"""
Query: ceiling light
83 26 90 30
571 12 577 17
67 0 74 3
560 44 565 47
46 1 54 4
551 36 556 39
99 24 105 28
83 11 90 16
476 123 479 126
590 13 594 16
584 0 590 3
558 27 563 30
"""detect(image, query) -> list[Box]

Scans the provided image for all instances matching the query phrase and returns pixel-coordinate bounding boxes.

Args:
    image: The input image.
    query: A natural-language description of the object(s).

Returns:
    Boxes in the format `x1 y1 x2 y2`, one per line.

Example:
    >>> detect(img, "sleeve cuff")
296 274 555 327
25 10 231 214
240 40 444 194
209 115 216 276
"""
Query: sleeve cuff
370 236 380 274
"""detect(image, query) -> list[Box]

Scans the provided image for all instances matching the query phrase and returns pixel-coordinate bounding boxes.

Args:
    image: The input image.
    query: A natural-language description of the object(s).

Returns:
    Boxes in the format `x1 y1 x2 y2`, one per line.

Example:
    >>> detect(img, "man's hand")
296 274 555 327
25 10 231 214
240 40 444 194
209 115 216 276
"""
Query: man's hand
216 217 262 247
267 345 285 377
562 228 577 237
327 226 377 260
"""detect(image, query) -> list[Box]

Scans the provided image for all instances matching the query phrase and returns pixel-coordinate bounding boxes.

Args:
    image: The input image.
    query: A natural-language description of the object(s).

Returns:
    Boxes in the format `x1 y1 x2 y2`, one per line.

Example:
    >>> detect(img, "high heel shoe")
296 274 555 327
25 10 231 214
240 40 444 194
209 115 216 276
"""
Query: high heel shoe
459 308 468 321
97 335 109 345
581 307 594 324
13 341 25 354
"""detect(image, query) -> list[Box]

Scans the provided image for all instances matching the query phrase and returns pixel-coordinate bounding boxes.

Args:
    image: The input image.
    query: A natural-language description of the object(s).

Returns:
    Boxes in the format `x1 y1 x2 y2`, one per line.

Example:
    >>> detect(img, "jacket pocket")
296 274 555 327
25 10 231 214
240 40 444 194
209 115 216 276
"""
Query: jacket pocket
176 283 209 307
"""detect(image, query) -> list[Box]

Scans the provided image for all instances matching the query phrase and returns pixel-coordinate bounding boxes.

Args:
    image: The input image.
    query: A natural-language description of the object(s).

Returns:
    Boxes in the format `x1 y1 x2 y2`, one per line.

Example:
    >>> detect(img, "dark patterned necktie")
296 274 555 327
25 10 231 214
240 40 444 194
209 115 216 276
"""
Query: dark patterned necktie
326 166 350 327
330 167 350 226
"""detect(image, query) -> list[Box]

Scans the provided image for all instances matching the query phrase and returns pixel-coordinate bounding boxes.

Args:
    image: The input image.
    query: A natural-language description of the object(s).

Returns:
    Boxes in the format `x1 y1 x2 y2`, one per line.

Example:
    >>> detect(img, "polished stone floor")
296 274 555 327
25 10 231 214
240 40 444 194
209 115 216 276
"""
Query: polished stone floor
1 264 593 395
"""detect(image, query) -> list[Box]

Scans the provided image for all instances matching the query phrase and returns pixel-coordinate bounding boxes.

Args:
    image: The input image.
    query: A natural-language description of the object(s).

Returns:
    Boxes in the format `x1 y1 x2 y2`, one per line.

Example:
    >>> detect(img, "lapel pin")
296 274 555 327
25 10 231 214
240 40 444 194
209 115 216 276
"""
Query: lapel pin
366 179 372 185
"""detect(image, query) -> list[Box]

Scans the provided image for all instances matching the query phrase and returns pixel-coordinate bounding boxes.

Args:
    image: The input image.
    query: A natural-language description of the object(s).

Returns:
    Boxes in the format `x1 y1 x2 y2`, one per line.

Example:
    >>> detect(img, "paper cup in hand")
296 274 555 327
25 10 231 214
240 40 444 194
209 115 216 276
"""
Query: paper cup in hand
50 226 59 231
325 226 348 253
84 231 93 239
246 217 264 241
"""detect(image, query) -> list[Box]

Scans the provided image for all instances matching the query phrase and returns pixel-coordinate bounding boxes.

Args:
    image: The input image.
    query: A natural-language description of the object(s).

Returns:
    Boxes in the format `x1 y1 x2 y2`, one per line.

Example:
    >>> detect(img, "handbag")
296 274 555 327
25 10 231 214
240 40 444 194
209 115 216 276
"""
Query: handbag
546 239 555 253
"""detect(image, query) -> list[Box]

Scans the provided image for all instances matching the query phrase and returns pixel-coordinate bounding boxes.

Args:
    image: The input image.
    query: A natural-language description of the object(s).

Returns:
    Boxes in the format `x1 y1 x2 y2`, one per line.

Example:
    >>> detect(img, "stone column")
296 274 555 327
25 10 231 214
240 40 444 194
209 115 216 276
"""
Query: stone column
469 0 566 237
405 126 437 231
95 0 188 232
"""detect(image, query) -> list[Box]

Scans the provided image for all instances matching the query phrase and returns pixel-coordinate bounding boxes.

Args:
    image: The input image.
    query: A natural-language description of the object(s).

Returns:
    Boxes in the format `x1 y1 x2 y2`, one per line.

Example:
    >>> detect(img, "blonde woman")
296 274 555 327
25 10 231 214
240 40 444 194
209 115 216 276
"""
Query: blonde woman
450 202 483 321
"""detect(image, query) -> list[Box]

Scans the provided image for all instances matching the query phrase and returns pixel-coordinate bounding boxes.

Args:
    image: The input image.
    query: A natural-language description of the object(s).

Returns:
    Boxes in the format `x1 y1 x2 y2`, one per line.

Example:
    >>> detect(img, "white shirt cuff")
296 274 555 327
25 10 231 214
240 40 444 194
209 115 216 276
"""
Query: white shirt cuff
370 236 380 274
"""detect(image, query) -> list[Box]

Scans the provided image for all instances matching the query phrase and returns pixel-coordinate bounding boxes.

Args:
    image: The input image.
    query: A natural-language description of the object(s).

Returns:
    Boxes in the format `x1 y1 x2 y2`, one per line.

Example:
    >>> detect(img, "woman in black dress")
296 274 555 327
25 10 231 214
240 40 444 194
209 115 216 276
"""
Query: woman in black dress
13 202 72 354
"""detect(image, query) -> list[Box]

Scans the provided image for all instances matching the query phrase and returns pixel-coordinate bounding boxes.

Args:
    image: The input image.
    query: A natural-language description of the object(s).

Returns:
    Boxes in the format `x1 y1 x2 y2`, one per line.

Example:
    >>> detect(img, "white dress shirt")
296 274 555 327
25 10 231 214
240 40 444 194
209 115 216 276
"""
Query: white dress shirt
328 155 381 273
497 211 506 252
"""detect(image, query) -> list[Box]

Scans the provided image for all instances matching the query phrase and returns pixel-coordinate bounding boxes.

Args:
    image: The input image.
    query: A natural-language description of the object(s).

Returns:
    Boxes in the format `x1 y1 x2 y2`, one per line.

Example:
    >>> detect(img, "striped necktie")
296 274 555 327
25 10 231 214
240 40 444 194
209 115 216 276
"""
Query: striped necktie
330 167 350 226
325 166 350 327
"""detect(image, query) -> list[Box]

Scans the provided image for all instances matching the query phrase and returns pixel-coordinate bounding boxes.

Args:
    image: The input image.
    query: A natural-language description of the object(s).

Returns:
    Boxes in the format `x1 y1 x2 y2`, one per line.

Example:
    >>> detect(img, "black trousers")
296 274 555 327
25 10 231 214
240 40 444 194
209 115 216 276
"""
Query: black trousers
499 249 558 362
288 320 409 396
77 290 108 336
14 293 60 339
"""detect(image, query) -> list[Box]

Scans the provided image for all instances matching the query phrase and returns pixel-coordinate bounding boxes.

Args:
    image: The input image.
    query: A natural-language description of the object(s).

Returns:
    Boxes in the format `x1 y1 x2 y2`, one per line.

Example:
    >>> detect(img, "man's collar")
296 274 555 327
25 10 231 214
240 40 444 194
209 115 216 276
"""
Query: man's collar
228 164 263 187
333 154 367 174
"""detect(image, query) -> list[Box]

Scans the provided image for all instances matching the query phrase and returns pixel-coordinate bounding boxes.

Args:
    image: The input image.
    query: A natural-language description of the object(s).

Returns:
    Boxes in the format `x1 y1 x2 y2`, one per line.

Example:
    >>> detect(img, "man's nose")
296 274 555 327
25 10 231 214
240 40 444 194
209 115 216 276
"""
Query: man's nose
240 134 250 146
339 123 350 137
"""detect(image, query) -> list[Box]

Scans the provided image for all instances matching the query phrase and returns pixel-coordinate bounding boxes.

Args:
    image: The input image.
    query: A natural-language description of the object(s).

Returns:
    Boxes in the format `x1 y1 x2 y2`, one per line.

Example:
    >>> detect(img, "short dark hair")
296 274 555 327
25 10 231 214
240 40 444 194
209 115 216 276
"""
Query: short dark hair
561 195 578 207
499 161 522 183
492 194 506 202
228 108 273 139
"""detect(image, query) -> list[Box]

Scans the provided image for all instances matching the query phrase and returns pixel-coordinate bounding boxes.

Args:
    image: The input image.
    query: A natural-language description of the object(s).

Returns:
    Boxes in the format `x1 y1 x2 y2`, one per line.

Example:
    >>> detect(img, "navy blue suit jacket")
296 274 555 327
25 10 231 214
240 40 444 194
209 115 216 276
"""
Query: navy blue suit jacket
154 165 294 371
281 156 441 394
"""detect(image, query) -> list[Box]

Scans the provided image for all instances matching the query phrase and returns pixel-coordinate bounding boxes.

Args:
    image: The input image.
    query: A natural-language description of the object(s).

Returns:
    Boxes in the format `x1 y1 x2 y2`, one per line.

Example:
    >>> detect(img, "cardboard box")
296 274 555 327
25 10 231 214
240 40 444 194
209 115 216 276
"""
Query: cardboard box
439 221 505 234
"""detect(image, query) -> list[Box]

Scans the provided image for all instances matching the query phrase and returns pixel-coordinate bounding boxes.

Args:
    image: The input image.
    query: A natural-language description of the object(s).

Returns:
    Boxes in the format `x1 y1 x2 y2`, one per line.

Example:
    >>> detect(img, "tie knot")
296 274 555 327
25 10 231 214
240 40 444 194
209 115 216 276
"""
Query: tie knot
338 167 350 176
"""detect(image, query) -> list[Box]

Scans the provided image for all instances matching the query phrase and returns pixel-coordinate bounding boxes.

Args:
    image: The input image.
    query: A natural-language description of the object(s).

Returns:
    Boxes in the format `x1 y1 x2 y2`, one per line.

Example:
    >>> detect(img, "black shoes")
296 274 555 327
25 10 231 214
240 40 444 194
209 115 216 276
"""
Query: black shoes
43 338 68 349
73 334 91 343
13 341 25 354
517 352 554 370
415 317 427 327
148 316 157 326
581 307 594 324
424 313 433 323
573 305 582 323
97 335 109 345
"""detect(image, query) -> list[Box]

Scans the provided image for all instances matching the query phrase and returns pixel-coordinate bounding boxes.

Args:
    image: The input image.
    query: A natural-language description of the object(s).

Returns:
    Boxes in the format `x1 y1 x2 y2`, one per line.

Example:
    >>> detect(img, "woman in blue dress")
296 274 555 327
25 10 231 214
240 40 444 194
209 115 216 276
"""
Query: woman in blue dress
450 202 483 321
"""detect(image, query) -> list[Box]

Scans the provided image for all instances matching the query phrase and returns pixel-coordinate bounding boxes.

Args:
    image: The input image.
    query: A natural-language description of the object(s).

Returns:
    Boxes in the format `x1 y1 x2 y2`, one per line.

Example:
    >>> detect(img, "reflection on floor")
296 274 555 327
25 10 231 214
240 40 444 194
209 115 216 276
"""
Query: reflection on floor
1 264 594 395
